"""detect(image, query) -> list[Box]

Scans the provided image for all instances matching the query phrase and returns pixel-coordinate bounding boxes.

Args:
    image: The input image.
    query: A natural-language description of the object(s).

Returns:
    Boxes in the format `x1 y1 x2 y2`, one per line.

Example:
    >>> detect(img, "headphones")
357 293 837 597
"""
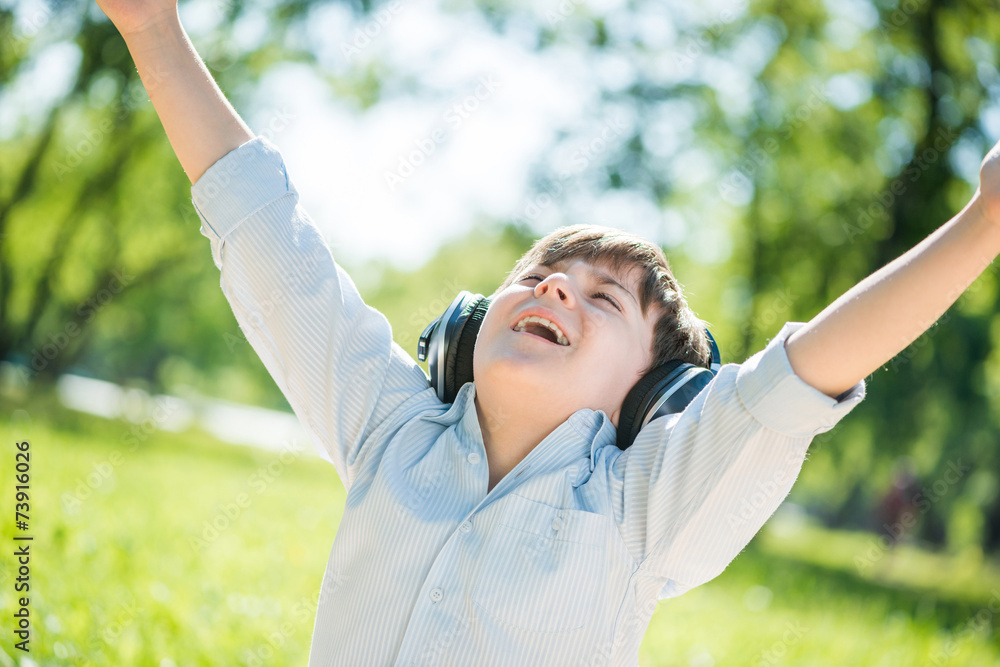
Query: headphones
417 290 722 450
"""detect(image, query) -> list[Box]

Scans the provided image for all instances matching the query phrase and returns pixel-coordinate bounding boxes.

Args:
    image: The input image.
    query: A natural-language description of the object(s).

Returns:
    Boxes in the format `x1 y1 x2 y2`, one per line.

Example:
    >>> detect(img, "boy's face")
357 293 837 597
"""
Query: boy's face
473 256 657 429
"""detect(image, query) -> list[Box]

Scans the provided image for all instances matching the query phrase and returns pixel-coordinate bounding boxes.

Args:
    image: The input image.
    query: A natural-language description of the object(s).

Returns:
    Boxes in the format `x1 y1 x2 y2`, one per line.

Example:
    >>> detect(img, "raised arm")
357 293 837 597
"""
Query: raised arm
95 0 254 183
786 144 1000 398
95 0 437 489
604 322 865 599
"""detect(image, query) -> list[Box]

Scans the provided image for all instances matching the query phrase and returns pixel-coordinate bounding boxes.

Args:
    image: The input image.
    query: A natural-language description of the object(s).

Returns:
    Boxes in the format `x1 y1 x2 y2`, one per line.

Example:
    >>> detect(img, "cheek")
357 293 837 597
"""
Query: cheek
610 332 649 377
473 325 492 365
593 317 634 349
589 308 616 331
474 317 506 368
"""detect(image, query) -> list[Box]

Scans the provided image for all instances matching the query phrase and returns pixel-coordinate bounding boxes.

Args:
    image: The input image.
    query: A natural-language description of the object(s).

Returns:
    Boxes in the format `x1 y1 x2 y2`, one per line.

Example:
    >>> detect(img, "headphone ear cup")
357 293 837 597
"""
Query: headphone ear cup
616 360 685 451
443 295 490 404
615 327 722 450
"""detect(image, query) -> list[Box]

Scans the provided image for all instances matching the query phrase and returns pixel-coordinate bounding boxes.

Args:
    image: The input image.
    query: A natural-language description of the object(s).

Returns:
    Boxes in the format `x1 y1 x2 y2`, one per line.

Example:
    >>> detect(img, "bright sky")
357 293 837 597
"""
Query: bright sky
243 1 593 273
219 0 767 273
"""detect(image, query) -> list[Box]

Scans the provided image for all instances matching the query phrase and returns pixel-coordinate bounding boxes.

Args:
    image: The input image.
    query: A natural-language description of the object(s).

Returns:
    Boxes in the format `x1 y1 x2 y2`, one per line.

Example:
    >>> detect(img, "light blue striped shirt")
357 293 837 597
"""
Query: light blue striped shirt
191 136 866 667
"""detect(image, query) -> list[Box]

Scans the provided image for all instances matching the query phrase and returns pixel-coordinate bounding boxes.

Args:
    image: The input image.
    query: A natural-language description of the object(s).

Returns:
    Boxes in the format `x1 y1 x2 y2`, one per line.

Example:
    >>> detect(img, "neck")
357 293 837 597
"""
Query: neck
474 392 567 491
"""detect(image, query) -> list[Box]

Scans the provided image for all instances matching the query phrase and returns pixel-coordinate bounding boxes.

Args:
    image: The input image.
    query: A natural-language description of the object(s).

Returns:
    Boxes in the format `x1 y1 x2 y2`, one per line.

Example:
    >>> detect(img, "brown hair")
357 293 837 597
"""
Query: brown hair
491 224 711 378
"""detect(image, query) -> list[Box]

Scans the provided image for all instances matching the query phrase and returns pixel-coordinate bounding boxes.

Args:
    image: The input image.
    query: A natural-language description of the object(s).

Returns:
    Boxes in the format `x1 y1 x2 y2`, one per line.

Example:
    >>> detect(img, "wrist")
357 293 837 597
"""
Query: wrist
120 7 185 48
968 188 1000 231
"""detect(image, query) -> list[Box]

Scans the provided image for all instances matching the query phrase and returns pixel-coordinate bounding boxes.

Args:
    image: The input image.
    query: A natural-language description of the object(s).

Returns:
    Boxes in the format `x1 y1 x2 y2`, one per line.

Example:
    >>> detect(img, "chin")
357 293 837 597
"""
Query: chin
479 364 556 399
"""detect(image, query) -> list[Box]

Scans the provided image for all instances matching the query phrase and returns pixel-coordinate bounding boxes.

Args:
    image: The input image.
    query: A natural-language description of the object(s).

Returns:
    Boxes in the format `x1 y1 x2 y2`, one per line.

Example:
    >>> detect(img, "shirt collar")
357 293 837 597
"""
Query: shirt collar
446 381 617 474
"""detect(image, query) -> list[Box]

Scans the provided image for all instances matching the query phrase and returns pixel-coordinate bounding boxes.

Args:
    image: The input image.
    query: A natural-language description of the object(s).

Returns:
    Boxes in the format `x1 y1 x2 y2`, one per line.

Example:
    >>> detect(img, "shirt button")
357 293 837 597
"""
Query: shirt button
551 515 563 531
430 587 443 602
460 520 472 533
467 452 481 464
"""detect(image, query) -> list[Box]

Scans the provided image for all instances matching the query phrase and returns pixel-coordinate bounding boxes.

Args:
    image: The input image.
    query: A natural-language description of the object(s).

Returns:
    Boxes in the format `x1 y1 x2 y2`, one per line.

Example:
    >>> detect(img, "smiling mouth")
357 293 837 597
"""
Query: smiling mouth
511 316 571 346
513 327 566 346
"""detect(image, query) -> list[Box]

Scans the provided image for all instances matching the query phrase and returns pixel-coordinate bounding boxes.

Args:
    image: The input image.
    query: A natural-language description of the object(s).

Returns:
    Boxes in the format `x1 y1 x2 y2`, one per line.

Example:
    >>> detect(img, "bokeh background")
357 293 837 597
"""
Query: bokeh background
3 0 1000 664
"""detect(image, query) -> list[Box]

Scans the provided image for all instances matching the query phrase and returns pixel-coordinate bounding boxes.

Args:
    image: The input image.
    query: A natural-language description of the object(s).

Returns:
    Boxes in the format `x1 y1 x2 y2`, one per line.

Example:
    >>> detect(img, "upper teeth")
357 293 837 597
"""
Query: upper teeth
513 316 570 346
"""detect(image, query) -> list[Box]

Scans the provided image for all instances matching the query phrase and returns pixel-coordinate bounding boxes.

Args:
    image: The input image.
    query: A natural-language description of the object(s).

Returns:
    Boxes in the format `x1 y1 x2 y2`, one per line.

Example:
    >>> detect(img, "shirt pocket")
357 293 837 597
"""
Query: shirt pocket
472 493 608 634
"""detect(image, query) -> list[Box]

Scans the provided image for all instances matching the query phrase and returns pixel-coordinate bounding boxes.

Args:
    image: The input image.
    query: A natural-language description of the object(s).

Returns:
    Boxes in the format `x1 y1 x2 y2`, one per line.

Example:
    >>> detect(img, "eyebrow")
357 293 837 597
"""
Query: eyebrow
548 260 639 309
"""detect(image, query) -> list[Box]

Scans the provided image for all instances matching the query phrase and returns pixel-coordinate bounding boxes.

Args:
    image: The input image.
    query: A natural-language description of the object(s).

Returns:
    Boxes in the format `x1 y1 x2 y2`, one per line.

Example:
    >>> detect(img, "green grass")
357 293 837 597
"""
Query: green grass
1 387 999 666
640 530 1000 666
1 387 345 666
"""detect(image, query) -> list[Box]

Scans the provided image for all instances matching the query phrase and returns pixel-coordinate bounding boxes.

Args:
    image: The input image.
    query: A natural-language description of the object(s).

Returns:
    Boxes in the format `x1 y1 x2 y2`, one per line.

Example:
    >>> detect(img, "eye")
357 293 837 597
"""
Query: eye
593 291 622 312
520 274 622 312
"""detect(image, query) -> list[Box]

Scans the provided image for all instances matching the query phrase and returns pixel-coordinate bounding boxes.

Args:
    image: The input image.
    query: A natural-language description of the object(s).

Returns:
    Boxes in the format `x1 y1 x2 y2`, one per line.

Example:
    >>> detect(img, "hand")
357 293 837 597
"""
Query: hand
94 0 179 39
979 137 1000 226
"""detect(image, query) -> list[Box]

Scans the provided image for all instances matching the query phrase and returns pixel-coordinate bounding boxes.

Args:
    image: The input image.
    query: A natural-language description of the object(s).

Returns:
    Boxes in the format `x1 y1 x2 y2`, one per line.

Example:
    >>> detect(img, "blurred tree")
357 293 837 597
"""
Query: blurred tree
0 1 315 394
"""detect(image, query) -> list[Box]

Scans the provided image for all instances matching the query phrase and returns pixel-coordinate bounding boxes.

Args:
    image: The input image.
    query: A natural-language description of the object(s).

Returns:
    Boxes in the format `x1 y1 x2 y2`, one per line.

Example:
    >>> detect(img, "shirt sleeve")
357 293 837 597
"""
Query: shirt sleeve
605 321 866 598
190 136 434 491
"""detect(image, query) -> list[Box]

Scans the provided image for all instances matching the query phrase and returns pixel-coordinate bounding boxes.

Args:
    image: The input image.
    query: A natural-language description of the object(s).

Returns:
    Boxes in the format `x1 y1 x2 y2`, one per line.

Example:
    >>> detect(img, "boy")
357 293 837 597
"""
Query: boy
97 0 1000 664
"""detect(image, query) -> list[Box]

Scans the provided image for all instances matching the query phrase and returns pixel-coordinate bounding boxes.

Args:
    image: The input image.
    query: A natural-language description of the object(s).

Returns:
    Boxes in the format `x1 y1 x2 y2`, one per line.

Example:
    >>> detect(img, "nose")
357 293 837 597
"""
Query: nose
534 273 576 306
